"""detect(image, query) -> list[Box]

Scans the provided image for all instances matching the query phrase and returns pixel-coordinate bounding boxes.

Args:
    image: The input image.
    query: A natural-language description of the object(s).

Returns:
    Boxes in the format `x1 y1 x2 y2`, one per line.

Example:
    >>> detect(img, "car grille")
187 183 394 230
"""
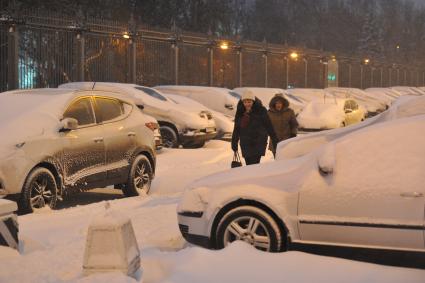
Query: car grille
179 224 189 236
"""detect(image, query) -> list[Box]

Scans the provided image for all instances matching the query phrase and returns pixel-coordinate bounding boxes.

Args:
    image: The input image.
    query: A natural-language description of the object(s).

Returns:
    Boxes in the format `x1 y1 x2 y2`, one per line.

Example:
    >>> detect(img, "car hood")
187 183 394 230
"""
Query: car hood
189 154 315 194
0 112 57 159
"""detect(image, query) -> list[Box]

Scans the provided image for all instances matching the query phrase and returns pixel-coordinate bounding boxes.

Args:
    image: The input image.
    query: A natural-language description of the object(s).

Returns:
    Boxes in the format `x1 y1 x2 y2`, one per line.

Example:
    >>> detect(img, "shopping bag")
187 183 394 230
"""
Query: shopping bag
231 152 242 168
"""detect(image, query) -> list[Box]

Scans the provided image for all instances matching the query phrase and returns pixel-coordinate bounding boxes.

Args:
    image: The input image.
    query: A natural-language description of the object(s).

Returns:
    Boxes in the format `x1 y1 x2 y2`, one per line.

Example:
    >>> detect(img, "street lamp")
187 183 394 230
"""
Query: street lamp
123 32 130 39
220 41 229 50
290 52 298 60
363 58 370 65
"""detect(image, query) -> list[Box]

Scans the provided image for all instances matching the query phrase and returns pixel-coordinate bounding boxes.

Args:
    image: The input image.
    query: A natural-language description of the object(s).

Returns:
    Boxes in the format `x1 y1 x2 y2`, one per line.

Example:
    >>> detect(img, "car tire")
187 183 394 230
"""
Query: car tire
122 155 153 197
160 125 178 148
216 206 282 252
19 167 58 214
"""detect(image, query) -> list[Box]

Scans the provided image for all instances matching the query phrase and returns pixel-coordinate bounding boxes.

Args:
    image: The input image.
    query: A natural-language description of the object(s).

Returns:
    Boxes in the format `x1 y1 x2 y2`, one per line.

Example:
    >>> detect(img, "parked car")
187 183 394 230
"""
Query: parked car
233 87 304 114
164 93 234 141
325 87 386 116
154 85 240 116
297 98 365 130
177 114 425 256
276 95 425 160
364 88 400 107
60 83 217 148
390 86 424 96
286 88 332 105
0 88 156 213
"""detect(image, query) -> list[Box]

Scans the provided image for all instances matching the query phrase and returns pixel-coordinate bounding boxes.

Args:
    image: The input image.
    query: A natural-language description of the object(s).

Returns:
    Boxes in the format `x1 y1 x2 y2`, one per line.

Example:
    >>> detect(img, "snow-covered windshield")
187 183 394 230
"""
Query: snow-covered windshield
135 86 168 101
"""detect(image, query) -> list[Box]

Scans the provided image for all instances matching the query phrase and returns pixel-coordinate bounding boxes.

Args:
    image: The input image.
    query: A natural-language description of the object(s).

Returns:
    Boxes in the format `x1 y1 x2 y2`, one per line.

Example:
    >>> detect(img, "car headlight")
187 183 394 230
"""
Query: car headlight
177 187 211 214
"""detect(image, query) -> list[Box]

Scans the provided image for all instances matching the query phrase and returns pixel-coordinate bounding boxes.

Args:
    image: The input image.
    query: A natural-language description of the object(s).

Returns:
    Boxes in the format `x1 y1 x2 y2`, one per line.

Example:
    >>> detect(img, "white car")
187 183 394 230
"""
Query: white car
390 86 424 96
233 87 304 114
177 114 425 256
276 95 425 160
0 88 156 213
297 98 365 130
154 85 240 116
364 88 400 107
325 87 386 116
60 83 217 148
165 93 234 141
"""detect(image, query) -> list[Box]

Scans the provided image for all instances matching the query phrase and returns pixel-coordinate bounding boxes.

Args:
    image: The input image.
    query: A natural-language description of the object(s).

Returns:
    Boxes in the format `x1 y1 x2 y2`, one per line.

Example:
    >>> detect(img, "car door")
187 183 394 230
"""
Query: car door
61 96 106 187
93 96 136 184
298 129 425 251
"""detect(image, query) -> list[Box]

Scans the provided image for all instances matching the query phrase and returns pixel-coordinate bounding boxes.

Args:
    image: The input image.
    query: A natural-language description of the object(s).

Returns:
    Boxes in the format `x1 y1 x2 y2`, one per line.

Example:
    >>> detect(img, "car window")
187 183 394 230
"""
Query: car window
229 91 241 99
63 98 95 126
95 97 124 122
343 100 351 110
135 86 168 101
351 100 359 110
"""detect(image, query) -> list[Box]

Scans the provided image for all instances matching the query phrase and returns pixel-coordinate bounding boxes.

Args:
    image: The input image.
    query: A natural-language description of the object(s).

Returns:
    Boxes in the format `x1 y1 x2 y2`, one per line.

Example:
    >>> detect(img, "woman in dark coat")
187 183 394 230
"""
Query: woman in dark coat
267 94 299 156
231 90 278 165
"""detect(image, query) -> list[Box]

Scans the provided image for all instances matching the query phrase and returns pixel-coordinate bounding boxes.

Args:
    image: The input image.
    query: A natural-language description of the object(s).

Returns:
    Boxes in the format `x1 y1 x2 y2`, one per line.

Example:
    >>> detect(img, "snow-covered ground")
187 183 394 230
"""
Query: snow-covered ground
0 141 423 283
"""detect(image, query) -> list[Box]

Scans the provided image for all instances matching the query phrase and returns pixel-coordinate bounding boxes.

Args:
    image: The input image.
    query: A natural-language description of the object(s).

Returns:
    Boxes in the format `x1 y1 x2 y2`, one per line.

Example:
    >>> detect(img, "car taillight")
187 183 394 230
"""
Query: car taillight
145 122 158 131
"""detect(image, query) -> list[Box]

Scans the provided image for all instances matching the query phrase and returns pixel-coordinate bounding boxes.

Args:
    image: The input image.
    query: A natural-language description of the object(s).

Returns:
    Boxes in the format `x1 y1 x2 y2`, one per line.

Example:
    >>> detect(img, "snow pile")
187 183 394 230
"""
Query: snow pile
297 100 345 129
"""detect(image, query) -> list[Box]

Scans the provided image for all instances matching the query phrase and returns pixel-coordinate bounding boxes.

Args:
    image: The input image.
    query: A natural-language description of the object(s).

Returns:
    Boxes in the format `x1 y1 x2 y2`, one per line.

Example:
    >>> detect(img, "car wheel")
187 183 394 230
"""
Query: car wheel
216 206 282 252
160 126 178 148
122 155 153 197
19 167 58 214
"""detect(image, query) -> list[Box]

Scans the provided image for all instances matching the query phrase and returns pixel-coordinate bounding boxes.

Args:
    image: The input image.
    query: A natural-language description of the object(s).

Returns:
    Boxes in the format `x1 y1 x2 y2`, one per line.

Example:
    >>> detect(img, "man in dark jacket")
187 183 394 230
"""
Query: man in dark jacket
267 93 299 156
231 90 279 165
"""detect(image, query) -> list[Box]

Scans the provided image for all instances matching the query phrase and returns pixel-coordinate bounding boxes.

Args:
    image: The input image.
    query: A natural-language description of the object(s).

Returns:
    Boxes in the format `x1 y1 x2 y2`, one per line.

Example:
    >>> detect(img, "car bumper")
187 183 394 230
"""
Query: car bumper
215 131 232 141
179 129 217 144
177 212 212 249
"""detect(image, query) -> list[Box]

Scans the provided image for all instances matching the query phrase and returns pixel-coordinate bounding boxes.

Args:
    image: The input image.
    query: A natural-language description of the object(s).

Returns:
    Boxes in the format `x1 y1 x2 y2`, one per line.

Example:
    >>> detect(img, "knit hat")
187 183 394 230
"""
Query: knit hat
241 90 255 101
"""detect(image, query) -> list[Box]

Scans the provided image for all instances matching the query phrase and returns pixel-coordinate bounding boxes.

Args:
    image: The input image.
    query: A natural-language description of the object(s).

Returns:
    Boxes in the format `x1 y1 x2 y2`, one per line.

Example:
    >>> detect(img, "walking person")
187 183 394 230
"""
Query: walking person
267 93 299 157
231 90 278 165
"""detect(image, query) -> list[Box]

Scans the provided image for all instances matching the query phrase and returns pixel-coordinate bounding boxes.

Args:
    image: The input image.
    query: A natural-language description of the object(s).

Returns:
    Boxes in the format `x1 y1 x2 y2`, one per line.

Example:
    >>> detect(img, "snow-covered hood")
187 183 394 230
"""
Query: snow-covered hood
297 102 345 129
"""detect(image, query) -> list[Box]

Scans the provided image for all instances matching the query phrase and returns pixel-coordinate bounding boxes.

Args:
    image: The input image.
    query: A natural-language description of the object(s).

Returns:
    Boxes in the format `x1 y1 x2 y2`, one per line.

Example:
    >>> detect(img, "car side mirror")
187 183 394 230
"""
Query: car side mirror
137 104 145 110
318 144 335 176
60 118 78 132
225 104 234 110
345 109 352 114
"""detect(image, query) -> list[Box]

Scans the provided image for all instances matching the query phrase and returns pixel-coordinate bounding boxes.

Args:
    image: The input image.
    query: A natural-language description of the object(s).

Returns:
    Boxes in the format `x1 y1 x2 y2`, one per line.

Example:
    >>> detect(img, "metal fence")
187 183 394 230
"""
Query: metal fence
0 7 424 93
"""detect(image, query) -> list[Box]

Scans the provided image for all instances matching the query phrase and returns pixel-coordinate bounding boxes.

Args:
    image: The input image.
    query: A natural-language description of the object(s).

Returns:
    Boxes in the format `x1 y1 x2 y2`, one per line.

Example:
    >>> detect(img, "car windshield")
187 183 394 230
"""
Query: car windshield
228 91 241 99
135 86 168 101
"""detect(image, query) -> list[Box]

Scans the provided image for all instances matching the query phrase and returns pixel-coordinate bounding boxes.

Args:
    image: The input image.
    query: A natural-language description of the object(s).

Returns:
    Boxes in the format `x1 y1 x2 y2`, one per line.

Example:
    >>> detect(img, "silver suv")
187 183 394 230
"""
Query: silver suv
0 88 156 213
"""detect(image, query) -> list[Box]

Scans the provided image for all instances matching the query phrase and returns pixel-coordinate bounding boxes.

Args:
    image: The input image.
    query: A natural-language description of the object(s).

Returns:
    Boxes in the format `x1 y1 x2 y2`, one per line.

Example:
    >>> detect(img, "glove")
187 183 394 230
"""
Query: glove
231 141 238 152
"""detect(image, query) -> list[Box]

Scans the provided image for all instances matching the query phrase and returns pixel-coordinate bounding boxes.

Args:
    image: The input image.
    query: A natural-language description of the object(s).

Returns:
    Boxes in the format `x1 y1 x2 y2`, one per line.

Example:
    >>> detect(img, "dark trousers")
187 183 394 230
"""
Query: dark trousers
244 155 261 165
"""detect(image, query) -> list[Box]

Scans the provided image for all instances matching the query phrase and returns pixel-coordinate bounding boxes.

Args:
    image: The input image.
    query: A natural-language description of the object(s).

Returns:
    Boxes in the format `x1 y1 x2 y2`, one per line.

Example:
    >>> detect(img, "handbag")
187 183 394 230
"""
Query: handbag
231 152 243 168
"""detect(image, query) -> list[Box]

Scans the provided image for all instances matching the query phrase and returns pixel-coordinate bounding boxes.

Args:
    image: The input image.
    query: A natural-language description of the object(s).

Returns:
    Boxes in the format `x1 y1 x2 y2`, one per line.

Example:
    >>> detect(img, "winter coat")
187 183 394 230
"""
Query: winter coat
232 98 278 158
267 95 299 152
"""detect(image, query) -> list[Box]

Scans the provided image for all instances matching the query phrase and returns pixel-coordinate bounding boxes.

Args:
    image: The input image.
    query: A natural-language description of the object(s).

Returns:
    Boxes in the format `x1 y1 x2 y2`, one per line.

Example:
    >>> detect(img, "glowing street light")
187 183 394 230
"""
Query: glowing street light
290 52 299 60
363 58 370 65
220 41 229 50
123 32 130 39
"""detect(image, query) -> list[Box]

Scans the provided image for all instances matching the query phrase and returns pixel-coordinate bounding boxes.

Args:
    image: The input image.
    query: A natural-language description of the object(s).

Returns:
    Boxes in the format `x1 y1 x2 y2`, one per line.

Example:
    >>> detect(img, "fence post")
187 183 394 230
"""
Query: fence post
208 42 214 86
303 57 308 88
348 63 352 87
360 65 363 89
128 14 137 84
264 53 268 87
7 22 19 90
235 44 242 87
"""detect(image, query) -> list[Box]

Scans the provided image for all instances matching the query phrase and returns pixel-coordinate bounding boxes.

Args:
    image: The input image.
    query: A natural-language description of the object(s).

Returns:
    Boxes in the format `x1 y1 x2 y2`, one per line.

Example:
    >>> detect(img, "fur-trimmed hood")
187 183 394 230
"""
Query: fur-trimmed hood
269 95 289 112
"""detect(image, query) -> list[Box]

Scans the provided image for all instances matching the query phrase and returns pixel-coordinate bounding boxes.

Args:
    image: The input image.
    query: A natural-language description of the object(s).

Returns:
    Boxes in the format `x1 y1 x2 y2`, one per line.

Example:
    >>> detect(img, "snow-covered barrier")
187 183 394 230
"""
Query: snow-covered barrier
83 211 141 278
0 199 18 250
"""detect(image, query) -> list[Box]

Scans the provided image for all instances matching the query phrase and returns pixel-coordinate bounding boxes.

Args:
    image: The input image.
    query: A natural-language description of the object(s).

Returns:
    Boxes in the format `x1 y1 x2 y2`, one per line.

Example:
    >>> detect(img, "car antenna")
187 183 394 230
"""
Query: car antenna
92 82 96 90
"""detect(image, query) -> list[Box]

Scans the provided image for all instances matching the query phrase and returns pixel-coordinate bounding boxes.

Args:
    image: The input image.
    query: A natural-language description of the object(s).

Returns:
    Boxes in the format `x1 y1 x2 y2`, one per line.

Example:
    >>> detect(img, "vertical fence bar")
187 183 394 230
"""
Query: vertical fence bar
7 24 18 90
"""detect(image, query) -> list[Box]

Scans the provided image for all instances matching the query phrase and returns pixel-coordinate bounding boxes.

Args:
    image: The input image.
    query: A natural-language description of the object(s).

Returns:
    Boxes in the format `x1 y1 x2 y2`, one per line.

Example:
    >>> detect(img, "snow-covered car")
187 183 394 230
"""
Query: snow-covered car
165 93 234 141
60 83 217 148
297 98 365 130
286 88 332 105
390 86 424 96
0 88 156 213
325 87 386 116
276 95 425 160
154 85 240 116
233 87 304 114
364 88 400 107
177 114 425 254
